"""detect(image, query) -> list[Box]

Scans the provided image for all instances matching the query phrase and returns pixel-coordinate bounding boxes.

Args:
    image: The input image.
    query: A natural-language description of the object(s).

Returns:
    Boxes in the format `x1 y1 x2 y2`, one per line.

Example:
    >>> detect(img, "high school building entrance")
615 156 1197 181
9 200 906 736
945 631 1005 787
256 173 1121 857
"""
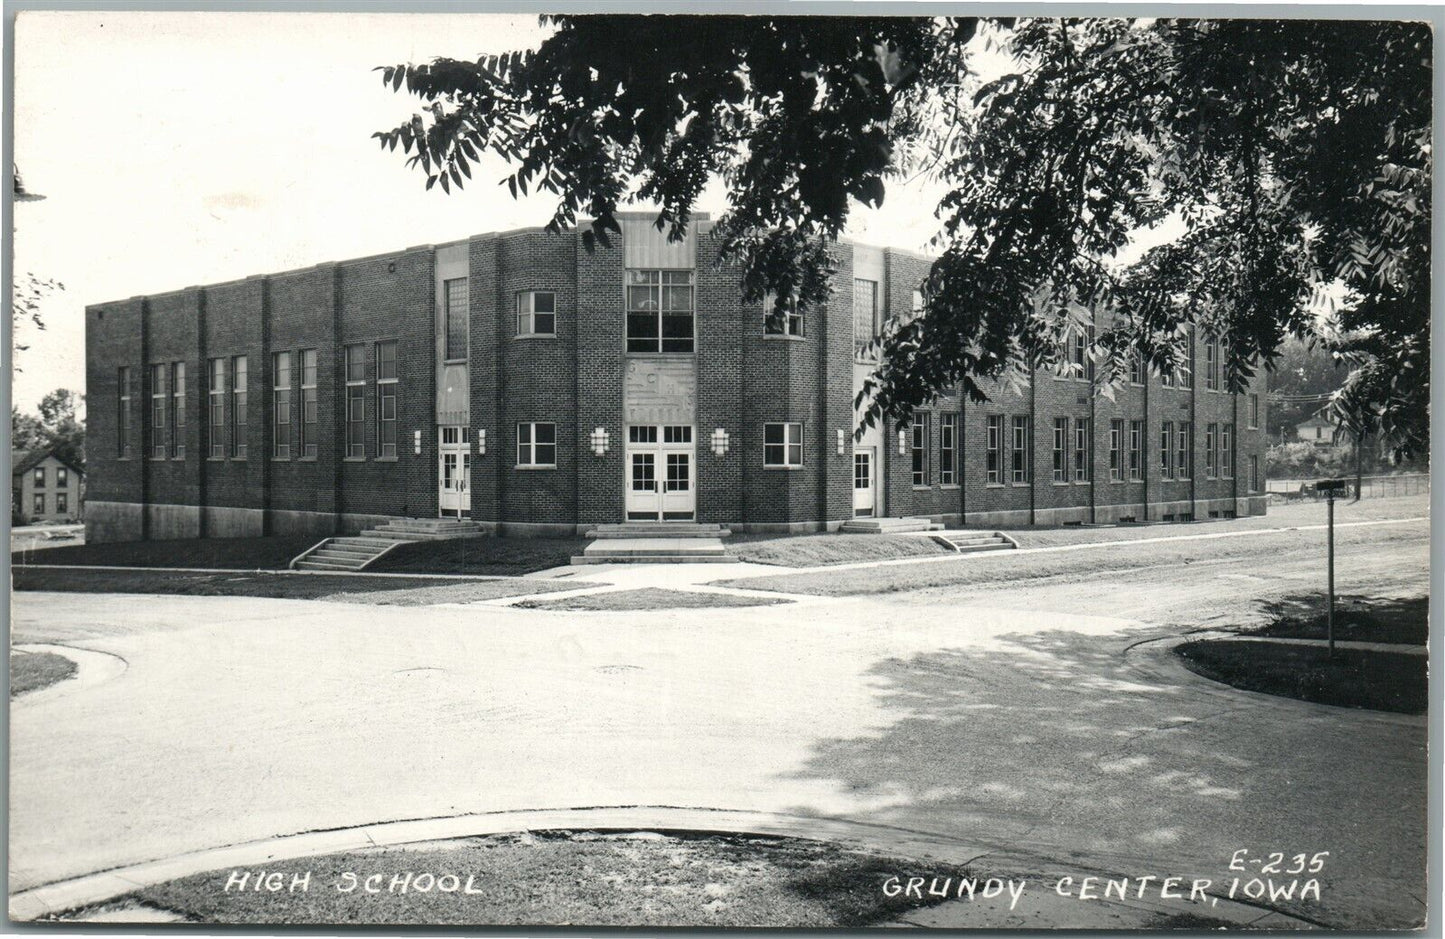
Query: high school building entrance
625 424 695 521
438 425 470 517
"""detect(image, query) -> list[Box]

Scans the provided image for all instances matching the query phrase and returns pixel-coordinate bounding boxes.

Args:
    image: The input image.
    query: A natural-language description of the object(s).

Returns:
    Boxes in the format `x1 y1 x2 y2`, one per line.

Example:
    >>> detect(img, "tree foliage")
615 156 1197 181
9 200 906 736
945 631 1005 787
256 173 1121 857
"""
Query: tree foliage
14 389 85 470
375 15 1430 455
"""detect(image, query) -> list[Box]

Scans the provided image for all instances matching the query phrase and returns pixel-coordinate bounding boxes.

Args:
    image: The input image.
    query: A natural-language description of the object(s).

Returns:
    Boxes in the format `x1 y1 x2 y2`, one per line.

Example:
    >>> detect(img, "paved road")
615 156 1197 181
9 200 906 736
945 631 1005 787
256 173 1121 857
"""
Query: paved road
9 514 1429 929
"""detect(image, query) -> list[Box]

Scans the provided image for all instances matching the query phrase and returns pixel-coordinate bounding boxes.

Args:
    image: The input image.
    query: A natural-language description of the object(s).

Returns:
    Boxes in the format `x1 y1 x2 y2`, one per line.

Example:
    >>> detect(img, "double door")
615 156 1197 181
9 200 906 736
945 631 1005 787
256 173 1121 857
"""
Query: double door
438 425 471 516
625 424 695 521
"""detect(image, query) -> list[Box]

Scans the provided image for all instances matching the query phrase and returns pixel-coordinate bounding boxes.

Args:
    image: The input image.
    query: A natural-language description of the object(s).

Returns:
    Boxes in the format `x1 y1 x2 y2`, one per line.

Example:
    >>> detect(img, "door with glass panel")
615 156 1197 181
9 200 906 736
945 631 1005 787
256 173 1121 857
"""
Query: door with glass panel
438 426 471 516
853 447 877 517
625 425 695 520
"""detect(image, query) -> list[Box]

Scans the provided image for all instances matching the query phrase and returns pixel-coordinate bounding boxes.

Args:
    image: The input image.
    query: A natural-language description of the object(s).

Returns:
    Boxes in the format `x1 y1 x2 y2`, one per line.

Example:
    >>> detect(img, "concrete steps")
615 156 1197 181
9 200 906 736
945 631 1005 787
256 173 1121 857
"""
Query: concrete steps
930 531 1015 554
572 536 730 565
291 518 487 570
838 516 943 534
587 522 732 540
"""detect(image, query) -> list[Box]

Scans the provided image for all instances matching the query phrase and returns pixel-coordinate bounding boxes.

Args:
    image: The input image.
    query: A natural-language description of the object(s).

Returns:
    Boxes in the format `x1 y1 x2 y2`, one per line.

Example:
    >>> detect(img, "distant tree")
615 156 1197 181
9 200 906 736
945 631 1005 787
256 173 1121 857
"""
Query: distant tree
1267 338 1346 439
13 389 85 470
375 15 1430 455
11 407 45 451
12 273 61 371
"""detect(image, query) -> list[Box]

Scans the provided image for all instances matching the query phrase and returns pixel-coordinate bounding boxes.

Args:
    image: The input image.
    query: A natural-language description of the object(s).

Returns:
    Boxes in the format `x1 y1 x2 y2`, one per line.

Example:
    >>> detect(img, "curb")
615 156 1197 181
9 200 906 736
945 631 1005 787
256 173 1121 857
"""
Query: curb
10 805 1314 929
10 643 127 706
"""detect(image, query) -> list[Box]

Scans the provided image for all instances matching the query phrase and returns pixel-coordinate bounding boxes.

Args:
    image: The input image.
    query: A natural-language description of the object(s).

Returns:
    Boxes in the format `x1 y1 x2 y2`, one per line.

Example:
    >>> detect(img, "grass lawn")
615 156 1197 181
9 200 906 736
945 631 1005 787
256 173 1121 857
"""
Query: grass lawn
1175 640 1427 714
516 587 791 612
727 532 951 567
12 568 590 605
112 831 976 927
11 536 318 571
370 536 586 576
10 650 77 697
1248 595 1427 645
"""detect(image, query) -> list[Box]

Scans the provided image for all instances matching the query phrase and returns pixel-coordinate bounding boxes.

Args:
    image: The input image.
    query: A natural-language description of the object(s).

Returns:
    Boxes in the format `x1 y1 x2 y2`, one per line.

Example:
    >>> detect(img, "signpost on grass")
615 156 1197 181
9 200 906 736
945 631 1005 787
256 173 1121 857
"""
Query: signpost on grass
1318 478 1350 658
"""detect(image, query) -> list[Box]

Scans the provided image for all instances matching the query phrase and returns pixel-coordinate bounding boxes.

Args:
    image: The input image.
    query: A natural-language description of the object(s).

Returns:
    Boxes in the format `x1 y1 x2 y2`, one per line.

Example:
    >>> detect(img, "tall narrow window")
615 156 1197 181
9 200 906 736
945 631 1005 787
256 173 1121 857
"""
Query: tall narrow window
1222 423 1234 478
231 356 248 458
1129 352 1144 385
517 290 556 337
150 363 167 459
376 341 398 458
1176 422 1192 480
939 413 957 485
985 415 1003 485
1160 421 1174 478
852 279 878 358
272 351 292 459
1249 394 1260 428
1128 420 1143 480
1011 416 1030 484
1205 336 1219 391
57 467 67 487
626 270 693 353
118 366 133 458
1073 417 1091 482
1205 423 1218 478
910 412 930 486
1250 455 1259 493
1178 330 1194 388
764 423 804 467
517 422 557 467
1053 418 1069 482
33 467 45 488
345 344 365 458
1069 327 1094 381
1109 419 1124 481
171 362 186 458
300 349 318 458
444 277 469 358
208 359 225 458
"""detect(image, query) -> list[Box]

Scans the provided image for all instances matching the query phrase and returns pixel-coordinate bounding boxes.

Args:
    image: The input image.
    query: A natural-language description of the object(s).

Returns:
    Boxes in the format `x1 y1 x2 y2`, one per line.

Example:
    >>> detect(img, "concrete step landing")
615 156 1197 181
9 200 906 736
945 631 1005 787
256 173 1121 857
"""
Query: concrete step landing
572 537 730 565
838 516 943 534
586 522 732 540
931 531 1015 554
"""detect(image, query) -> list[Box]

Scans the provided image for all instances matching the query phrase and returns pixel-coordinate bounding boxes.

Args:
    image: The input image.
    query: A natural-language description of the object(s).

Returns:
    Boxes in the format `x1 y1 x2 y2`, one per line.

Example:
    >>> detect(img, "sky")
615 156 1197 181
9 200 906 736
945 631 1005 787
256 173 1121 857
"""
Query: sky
10 11 950 413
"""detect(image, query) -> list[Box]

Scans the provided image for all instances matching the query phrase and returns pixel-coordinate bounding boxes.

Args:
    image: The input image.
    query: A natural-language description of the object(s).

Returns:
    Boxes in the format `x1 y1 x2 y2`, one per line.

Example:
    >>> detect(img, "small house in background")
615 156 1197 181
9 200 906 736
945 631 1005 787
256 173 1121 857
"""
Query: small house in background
12 448 84 524
1294 412 1340 447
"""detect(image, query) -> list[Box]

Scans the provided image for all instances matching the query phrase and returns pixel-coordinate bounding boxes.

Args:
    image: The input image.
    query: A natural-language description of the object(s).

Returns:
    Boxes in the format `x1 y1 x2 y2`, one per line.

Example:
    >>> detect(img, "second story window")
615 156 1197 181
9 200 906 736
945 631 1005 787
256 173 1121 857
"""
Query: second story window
763 295 804 337
517 290 556 337
626 270 693 353
853 279 878 359
57 467 68 487
444 277 469 359
33 467 45 488
300 349 318 458
272 351 292 459
376 341 398 458
345 344 366 458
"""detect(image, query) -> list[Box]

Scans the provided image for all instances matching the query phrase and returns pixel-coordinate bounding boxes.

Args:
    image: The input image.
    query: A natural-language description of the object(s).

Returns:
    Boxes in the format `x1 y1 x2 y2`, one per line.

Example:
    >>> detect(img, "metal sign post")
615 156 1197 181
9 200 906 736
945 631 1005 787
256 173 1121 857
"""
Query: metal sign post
1319 478 1349 658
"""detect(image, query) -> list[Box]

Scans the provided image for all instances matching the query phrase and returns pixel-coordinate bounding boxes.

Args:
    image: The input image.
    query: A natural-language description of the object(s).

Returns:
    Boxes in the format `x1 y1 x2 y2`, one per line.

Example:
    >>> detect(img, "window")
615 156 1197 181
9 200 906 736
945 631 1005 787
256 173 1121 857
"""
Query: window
911 289 925 319
272 351 292 459
1160 421 1174 478
150 363 167 459
1109 420 1124 481
854 453 870 491
1129 352 1144 385
1012 416 1030 484
986 415 1003 485
1053 418 1069 482
629 426 658 444
1250 455 1260 493
300 349 318 458
1222 423 1234 478
32 493 44 514
1249 394 1260 428
911 412 930 486
517 421 557 467
56 492 67 514
345 345 366 458
443 277 470 358
32 467 45 488
1205 423 1218 478
517 289 556 338
663 425 692 444
939 413 957 485
1178 330 1194 388
118 366 133 458
1205 335 1219 391
1176 422 1192 480
626 270 693 353
376 341 398 458
208 359 226 458
1067 326 1095 381
1128 420 1143 480
170 362 186 458
764 422 803 467
665 454 690 491
763 295 804 337
1073 417 1092 482
231 356 248 458
56 467 67 487
853 279 879 358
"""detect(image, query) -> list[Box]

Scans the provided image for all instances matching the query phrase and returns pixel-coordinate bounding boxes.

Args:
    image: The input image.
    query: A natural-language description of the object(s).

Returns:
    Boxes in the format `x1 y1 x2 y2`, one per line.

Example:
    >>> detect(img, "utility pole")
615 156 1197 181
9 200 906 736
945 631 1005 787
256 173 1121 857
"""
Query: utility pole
1320 478 1348 658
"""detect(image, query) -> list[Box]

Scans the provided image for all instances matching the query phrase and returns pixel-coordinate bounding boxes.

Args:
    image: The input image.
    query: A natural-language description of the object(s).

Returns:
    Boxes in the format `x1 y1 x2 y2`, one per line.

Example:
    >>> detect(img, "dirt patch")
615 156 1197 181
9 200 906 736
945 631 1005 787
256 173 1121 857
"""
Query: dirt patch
516 588 791 611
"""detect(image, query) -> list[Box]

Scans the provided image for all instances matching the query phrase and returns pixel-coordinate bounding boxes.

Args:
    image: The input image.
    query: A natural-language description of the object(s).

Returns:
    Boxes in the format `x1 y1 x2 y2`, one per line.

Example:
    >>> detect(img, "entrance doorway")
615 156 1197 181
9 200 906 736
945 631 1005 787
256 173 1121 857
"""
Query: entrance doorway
625 424 695 521
438 425 470 517
853 447 877 517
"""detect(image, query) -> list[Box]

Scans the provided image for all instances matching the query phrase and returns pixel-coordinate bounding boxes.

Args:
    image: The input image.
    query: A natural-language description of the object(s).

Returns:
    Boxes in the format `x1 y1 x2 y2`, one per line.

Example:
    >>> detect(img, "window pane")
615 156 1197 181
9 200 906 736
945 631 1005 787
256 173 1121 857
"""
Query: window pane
536 422 555 445
534 312 556 335
533 291 556 314
376 341 397 381
345 345 365 382
445 278 469 360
